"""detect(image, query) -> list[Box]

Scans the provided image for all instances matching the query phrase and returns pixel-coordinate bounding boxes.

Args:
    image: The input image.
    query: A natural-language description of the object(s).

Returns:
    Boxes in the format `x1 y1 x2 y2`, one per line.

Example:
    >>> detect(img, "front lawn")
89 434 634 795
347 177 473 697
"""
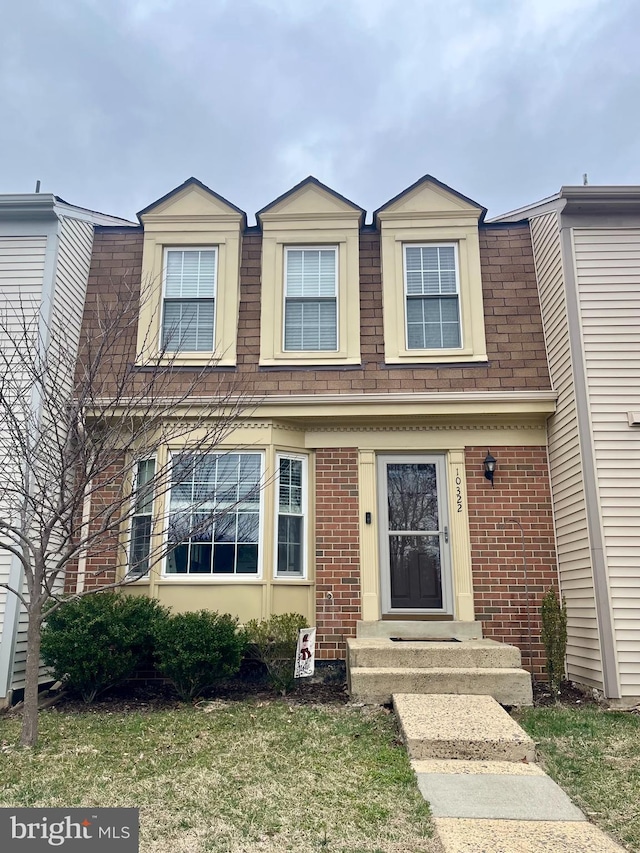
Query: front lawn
0 700 436 853
517 705 640 852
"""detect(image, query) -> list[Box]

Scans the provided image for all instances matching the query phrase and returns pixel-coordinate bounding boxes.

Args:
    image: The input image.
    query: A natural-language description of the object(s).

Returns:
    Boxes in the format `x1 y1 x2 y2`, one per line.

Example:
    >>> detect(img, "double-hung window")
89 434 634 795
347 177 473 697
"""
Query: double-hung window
166 452 262 575
129 459 156 577
284 247 337 351
275 455 306 577
162 248 217 352
404 244 461 349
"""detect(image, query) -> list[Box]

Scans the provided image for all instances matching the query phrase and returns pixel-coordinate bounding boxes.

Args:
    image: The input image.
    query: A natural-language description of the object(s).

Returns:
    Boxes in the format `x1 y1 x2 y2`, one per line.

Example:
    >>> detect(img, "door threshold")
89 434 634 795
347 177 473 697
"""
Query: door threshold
381 614 454 621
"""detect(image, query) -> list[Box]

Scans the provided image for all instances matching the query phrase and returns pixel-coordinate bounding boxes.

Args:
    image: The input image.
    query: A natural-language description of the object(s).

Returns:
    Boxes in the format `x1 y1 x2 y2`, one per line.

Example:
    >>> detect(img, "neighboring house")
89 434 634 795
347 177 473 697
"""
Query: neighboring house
0 193 135 706
73 174 560 682
492 187 640 703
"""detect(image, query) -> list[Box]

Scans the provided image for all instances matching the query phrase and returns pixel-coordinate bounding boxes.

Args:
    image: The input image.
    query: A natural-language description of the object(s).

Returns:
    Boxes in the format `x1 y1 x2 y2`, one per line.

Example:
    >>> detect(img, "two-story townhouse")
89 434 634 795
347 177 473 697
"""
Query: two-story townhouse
493 186 640 704
0 193 135 707
72 174 559 700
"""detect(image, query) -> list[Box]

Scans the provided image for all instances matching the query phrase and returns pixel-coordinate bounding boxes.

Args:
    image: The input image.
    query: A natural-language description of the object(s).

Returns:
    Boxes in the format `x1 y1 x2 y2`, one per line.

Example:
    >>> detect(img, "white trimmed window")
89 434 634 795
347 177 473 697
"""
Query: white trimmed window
404 244 461 349
162 248 217 352
284 247 337 351
275 455 307 577
166 452 262 576
129 458 155 577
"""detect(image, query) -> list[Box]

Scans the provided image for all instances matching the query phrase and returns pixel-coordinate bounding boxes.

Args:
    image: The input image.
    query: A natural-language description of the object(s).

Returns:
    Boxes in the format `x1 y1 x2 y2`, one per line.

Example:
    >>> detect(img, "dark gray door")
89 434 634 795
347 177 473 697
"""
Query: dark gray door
378 456 451 613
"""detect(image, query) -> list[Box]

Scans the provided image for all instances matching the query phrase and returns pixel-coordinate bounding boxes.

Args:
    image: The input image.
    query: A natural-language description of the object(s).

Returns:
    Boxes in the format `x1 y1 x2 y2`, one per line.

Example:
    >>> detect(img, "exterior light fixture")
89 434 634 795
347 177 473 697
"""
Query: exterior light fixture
484 452 496 487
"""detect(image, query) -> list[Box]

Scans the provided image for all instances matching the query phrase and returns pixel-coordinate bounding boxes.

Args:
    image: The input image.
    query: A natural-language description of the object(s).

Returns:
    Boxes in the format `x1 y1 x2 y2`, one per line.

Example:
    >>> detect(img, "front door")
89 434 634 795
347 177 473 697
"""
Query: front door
378 455 452 614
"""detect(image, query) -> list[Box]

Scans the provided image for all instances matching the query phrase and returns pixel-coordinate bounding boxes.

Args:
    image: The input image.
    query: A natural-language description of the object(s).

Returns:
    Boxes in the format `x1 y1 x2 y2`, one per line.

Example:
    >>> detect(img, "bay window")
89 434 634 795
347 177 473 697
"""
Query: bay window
129 458 156 577
166 452 262 575
275 455 307 577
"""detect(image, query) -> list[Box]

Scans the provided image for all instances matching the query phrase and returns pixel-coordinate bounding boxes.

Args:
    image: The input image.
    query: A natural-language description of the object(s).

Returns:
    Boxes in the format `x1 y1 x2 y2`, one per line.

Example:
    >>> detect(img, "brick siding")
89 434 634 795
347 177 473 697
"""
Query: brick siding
80 226 557 671
314 448 361 657
466 445 559 677
63 461 123 593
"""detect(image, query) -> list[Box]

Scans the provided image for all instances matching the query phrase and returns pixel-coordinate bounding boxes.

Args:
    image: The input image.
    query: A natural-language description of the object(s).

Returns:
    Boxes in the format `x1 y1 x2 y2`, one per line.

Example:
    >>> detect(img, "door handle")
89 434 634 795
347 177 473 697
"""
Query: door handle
443 526 449 543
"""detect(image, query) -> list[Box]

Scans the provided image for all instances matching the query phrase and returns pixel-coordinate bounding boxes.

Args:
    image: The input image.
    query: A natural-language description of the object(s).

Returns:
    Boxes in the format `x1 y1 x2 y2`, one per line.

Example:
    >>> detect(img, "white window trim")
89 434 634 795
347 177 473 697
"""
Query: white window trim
403 242 462 352
161 450 265 580
282 245 339 353
160 246 218 354
127 457 156 580
274 453 308 579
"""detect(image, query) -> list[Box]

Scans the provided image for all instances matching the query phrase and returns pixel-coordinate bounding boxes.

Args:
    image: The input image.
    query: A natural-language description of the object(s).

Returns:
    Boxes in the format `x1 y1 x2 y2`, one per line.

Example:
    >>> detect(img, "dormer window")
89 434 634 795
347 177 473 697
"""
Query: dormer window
284 247 338 351
404 244 461 350
136 177 244 368
257 177 362 366
162 248 217 352
376 175 488 365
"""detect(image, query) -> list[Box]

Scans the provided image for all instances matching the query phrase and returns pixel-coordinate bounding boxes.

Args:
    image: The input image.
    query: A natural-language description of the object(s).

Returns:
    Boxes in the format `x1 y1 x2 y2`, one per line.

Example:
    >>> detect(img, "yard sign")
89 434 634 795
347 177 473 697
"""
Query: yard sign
294 627 316 678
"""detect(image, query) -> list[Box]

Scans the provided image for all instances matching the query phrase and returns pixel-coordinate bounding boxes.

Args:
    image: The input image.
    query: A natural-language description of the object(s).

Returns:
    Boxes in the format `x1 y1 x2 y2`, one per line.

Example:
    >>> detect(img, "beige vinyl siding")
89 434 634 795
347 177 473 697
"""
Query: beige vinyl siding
530 214 603 688
0 236 47 659
574 227 640 696
9 219 95 691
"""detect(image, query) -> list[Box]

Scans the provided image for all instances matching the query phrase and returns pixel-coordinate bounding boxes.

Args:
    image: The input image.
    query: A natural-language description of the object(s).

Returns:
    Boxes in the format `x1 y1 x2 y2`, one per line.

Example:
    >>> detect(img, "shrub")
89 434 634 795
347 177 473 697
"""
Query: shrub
245 613 308 695
541 587 568 694
41 593 169 703
153 610 246 701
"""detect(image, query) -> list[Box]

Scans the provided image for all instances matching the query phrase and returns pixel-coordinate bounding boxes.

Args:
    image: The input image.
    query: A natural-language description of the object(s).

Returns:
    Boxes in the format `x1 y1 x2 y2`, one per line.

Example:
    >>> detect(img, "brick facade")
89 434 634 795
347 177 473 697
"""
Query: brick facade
466 445 559 677
80 221 558 673
314 448 361 658
63 462 123 594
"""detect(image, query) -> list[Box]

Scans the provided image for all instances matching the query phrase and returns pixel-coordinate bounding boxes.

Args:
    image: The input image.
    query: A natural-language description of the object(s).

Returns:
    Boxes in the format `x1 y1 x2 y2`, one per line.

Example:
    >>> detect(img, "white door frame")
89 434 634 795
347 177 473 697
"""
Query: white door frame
377 453 454 616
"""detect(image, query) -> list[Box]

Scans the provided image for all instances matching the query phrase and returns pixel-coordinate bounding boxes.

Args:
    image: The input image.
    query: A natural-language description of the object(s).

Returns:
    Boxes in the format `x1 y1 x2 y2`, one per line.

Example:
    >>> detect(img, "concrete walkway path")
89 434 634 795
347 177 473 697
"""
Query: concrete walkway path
393 693 626 853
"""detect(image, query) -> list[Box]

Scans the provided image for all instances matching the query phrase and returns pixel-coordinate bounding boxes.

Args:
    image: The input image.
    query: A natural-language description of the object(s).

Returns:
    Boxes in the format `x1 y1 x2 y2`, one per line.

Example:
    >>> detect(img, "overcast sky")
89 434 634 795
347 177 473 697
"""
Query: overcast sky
2 0 639 223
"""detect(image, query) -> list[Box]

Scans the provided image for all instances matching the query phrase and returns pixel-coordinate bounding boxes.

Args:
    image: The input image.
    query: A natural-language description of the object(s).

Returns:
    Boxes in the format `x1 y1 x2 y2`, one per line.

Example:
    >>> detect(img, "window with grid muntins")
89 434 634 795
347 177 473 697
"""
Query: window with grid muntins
166 453 261 575
129 459 155 577
162 248 216 352
276 457 305 576
404 244 461 349
284 248 337 351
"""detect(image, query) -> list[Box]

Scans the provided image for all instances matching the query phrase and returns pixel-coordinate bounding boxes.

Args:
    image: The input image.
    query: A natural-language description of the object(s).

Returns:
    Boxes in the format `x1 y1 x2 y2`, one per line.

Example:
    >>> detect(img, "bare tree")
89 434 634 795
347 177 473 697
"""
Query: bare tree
0 277 256 746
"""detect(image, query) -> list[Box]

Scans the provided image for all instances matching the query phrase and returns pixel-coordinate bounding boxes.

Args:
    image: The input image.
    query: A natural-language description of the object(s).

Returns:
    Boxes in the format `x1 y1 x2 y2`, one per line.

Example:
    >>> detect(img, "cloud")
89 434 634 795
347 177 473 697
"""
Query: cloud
0 0 638 220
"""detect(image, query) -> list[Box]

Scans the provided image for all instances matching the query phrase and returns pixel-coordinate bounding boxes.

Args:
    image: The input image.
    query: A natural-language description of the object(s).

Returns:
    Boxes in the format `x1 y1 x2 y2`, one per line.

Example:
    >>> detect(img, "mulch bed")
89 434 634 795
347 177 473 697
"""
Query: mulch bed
32 661 349 715
532 679 598 708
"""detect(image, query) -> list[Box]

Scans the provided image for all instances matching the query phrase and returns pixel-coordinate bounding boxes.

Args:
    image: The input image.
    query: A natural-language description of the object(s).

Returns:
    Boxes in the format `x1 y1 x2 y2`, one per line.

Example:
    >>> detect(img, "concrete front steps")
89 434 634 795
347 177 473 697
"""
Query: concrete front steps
348 621 533 706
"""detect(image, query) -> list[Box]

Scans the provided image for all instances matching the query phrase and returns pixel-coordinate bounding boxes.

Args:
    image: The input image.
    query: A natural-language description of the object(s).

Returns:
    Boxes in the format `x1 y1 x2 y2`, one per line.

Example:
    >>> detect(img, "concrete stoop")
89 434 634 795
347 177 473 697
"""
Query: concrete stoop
348 621 533 706
393 694 626 853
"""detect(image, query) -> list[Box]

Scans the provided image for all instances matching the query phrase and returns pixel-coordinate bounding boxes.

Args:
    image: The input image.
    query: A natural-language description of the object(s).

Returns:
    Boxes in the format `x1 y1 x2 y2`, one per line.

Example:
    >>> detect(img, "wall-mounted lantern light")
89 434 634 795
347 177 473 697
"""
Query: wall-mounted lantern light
484 451 496 487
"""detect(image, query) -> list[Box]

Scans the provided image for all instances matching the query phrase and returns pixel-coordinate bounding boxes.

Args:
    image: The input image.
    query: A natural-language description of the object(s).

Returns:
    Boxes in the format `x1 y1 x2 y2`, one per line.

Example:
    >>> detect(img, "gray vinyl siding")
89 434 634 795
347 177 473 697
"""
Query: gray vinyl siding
9 218 95 692
0 236 47 673
573 227 640 696
48 216 94 382
530 214 604 688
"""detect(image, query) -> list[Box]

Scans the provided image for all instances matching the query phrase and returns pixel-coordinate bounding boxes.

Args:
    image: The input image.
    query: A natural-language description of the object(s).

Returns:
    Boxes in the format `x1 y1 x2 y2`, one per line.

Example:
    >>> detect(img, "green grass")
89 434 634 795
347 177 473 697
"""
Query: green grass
517 705 640 851
0 701 436 853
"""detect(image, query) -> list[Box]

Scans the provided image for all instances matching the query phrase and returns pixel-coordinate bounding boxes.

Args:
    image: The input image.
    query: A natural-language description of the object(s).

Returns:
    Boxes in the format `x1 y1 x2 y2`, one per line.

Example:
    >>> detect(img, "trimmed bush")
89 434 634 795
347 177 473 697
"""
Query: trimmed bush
245 613 308 695
153 610 246 701
541 587 568 693
41 593 169 703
